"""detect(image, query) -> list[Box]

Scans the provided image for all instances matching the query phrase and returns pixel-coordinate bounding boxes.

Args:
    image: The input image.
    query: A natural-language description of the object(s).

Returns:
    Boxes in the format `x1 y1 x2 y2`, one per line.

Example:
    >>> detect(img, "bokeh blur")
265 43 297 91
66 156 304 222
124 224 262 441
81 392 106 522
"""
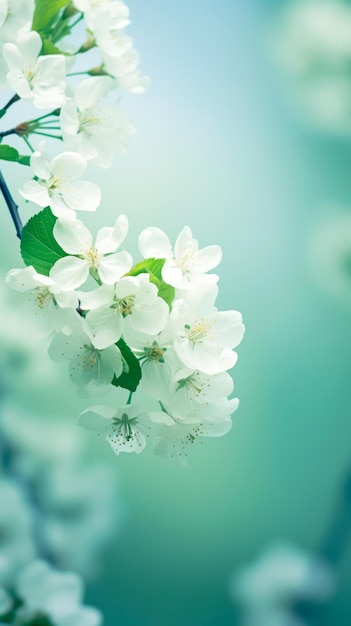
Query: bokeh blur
1 0 351 624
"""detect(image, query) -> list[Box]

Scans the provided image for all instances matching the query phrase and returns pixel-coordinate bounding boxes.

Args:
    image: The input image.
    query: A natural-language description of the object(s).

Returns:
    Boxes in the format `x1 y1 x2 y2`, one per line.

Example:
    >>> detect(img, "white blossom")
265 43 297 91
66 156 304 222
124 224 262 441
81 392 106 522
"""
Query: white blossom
139 225 222 290
83 274 169 349
20 145 101 220
5 266 78 337
60 76 134 167
153 418 232 467
3 30 66 108
79 403 171 455
74 0 130 31
171 280 245 375
48 312 124 390
50 214 132 289
0 0 34 85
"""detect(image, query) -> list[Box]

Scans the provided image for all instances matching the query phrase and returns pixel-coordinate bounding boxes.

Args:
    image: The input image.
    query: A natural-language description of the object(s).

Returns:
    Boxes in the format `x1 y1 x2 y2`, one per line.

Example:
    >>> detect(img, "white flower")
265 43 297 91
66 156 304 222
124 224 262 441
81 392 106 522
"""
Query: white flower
102 48 150 94
74 0 130 31
15 560 102 626
3 30 66 108
50 215 132 289
48 313 123 389
232 543 334 610
164 367 238 423
124 324 181 402
171 280 245 375
5 266 78 336
273 0 351 136
153 418 232 467
20 146 101 220
139 225 222 290
0 0 34 86
79 403 166 455
60 76 134 167
39 463 119 577
83 274 169 349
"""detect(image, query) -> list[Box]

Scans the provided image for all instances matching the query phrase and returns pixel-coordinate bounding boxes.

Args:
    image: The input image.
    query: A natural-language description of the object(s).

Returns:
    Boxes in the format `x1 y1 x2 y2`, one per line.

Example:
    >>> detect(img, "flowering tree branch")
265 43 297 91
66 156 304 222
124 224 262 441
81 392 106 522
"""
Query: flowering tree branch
0 170 22 239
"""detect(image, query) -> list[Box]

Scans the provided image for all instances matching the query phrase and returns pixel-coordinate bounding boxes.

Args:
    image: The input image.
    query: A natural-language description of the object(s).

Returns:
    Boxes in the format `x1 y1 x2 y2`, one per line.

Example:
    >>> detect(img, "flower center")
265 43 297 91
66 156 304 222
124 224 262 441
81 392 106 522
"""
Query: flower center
78 108 101 134
112 413 138 441
116 295 135 316
35 287 52 309
184 318 211 344
143 341 166 363
84 245 101 268
176 373 204 396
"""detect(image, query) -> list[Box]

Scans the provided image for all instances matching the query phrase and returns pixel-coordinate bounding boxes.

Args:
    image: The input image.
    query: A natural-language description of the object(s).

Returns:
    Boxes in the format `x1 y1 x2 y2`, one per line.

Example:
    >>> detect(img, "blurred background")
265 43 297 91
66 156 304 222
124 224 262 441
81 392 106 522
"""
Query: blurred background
1 0 351 624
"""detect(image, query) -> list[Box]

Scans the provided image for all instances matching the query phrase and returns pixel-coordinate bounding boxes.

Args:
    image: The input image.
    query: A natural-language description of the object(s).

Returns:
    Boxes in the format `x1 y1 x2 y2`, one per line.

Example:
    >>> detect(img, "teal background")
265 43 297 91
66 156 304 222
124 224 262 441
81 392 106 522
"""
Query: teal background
1 0 351 624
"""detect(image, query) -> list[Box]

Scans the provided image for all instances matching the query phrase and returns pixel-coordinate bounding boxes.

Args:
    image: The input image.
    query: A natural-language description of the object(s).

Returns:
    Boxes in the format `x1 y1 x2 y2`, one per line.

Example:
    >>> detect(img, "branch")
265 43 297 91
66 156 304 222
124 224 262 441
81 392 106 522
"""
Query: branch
0 169 22 239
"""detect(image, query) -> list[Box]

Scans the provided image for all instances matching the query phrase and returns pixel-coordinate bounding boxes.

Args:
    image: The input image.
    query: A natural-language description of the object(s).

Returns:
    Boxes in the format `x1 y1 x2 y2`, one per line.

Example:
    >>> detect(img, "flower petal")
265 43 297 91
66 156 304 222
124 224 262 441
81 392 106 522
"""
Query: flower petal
50 257 89 290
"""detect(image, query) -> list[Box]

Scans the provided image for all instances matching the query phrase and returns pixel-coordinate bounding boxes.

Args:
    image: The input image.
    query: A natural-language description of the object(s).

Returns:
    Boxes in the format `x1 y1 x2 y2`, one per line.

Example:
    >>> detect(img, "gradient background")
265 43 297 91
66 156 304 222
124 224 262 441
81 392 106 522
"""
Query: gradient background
1 0 351 624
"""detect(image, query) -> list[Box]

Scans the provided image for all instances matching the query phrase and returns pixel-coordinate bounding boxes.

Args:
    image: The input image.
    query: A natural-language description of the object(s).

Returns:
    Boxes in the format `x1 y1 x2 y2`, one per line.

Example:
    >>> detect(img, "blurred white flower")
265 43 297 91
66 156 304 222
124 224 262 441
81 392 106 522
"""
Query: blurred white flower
20 145 101 220
0 479 35 587
232 543 334 625
3 31 66 108
48 313 124 390
272 0 351 135
60 76 134 167
15 560 102 626
309 211 351 308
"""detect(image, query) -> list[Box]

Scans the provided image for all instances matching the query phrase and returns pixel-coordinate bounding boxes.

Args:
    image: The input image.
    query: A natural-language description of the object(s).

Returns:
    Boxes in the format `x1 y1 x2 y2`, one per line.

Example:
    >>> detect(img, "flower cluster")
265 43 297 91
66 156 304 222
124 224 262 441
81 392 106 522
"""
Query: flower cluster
7 217 245 465
1 0 245 465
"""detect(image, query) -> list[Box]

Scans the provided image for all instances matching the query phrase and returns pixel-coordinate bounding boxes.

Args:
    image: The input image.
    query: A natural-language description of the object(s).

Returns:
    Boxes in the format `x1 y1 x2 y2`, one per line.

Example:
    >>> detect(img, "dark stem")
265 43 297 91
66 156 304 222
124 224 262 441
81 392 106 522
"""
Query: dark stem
0 93 20 114
0 169 22 239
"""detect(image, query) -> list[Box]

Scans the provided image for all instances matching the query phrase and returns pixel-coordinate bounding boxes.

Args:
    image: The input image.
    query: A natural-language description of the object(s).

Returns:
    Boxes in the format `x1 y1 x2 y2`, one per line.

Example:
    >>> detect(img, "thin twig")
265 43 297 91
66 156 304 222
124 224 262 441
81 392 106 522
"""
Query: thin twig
0 169 22 239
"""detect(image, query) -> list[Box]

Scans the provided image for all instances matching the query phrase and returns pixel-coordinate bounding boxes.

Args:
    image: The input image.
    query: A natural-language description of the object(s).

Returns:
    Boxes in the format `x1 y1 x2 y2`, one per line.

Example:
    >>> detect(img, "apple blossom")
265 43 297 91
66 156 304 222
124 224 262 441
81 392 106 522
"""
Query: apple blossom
84 274 170 349
50 215 132 289
139 225 222 290
20 146 102 220
3 31 66 108
171 280 245 375
60 76 134 167
48 313 124 390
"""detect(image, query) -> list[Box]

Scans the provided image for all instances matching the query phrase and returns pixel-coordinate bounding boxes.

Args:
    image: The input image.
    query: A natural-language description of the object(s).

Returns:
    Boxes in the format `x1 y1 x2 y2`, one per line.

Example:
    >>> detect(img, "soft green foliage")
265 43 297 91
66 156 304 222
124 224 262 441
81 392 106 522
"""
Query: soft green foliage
20 208 67 276
128 258 175 307
32 0 71 33
112 338 142 392
0 145 30 166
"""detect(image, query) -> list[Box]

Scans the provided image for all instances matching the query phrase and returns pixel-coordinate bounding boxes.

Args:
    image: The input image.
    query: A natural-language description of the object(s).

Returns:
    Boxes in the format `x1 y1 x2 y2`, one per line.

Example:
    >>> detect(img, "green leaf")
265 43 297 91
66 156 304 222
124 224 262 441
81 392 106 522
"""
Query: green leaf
20 207 67 276
112 338 142 392
41 37 69 55
128 257 165 282
0 145 30 166
128 257 175 308
32 0 70 32
158 281 175 308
